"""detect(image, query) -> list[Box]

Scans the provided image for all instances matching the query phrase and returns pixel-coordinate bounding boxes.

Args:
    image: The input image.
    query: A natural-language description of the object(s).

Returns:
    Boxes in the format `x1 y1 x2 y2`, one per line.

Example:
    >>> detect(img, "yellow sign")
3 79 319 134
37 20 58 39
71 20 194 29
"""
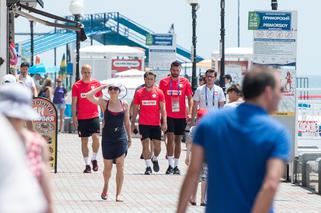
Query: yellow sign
271 112 295 116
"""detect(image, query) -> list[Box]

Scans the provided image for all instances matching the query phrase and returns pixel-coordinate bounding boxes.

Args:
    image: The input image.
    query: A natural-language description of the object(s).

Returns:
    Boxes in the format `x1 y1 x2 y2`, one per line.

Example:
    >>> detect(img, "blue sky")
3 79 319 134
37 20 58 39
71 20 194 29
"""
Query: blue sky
15 0 321 76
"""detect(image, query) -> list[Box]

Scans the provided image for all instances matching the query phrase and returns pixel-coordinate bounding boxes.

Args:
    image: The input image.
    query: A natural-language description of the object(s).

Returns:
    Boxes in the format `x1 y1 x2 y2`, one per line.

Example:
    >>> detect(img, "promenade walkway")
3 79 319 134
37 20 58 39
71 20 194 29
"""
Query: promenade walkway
52 134 321 213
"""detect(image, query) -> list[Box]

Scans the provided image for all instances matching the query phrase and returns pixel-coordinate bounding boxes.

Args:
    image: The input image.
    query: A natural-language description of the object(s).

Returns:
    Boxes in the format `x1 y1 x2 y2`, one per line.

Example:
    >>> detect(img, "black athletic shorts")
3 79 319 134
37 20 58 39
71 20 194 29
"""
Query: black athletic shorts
139 125 161 141
167 117 187 136
78 117 100 137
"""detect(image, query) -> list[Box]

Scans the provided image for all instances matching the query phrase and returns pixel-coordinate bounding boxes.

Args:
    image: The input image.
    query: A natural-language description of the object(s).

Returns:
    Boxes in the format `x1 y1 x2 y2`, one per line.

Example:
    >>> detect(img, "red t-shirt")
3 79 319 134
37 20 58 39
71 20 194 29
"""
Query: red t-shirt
133 87 165 126
72 80 102 120
159 76 192 119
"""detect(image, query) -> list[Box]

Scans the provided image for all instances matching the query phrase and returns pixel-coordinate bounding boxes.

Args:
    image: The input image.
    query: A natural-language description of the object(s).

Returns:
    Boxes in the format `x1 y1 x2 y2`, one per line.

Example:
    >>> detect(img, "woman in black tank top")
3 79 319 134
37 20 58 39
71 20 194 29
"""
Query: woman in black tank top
85 83 131 202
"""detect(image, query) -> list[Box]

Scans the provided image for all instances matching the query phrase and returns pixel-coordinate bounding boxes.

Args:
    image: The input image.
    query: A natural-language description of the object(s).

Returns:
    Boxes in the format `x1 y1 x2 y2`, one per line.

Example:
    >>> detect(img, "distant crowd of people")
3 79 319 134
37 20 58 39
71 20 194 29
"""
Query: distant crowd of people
0 60 290 213
3 62 68 132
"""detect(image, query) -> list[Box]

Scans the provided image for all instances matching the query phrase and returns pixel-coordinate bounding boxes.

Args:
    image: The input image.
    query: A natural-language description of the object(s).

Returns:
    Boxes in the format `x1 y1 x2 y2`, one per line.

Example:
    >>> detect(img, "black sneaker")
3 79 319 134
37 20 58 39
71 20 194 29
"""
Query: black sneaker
83 165 91 173
173 166 181 175
165 166 174 175
92 160 98 172
144 167 152 175
152 160 160 172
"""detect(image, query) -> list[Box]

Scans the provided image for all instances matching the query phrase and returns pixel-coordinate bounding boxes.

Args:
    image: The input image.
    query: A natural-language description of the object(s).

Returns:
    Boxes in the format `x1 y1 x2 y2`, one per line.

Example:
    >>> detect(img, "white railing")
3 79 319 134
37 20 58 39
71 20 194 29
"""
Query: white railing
297 88 321 140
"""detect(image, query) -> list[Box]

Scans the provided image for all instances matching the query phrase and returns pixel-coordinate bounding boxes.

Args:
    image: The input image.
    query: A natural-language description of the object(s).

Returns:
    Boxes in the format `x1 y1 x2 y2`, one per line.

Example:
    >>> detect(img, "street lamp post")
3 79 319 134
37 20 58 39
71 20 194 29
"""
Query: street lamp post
219 0 225 91
186 0 199 93
69 0 84 82
0 0 8 79
271 0 278 10
30 21 34 66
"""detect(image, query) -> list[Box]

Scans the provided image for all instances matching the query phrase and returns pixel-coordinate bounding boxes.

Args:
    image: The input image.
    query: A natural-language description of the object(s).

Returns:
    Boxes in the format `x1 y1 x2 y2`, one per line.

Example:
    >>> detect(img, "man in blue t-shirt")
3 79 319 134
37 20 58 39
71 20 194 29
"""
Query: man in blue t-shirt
177 67 290 213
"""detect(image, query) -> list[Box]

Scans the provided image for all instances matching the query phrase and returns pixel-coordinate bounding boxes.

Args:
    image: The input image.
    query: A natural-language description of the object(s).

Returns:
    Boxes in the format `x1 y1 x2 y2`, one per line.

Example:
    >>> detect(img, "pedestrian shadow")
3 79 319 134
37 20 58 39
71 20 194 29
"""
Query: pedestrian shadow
290 183 319 195
126 172 182 176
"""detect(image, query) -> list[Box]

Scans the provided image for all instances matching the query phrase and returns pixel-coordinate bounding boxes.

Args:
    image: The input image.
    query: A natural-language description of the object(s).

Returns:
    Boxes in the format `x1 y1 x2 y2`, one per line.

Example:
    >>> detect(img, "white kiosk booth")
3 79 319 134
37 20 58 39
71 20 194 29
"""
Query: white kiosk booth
80 45 145 81
211 47 253 85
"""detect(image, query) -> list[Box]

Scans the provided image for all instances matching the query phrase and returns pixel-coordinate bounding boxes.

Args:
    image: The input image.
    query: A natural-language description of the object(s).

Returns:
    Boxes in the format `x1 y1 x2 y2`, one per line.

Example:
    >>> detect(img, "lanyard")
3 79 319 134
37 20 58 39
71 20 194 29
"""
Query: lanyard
170 78 180 96
205 86 215 107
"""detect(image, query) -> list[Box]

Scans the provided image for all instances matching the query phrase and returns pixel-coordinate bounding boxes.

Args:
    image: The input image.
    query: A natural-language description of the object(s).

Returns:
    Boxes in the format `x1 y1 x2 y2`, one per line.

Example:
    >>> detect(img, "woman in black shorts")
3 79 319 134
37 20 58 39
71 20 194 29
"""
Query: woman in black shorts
86 82 131 202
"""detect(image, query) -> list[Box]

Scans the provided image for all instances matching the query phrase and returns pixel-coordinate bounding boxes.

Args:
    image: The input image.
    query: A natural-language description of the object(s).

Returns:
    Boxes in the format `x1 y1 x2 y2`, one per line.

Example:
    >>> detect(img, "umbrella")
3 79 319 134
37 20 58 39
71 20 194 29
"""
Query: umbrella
197 59 212 69
28 63 59 75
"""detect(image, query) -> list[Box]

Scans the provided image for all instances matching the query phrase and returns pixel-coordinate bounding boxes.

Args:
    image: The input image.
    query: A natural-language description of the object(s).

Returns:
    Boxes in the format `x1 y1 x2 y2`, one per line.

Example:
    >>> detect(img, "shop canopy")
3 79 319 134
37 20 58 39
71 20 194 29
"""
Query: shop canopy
29 63 59 75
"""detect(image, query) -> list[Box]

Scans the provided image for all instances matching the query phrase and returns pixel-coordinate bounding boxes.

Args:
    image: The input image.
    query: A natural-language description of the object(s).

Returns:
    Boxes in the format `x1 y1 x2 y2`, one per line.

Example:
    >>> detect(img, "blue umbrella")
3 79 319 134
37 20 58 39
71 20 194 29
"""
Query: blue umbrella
28 63 59 75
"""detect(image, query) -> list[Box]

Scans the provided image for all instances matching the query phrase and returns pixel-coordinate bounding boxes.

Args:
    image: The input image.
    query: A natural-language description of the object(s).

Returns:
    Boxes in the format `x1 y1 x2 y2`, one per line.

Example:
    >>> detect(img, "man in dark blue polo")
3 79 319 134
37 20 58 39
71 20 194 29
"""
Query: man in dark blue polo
177 67 290 213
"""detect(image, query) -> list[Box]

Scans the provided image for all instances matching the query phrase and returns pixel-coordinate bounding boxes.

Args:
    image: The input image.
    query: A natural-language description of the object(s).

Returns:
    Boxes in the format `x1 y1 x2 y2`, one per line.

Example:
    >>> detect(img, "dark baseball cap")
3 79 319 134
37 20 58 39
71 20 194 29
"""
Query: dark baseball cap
20 62 30 68
224 74 232 80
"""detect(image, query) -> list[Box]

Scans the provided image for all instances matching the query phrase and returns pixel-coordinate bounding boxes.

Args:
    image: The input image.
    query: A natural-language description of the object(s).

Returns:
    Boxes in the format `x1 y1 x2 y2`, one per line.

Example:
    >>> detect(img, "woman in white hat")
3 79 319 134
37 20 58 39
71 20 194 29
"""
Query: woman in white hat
0 83 52 213
86 82 131 202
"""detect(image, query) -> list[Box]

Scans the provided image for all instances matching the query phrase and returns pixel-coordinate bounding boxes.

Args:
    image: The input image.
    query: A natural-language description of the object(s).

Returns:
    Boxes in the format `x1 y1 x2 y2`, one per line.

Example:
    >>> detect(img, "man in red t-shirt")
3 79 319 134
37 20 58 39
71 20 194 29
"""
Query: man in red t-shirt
131 71 167 175
159 61 193 175
72 64 102 173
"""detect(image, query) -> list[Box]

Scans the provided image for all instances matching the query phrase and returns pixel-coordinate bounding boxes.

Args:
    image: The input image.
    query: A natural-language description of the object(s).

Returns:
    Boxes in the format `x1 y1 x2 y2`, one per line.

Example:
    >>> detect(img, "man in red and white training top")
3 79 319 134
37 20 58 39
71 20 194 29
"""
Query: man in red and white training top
159 61 193 175
131 71 167 175
72 64 102 173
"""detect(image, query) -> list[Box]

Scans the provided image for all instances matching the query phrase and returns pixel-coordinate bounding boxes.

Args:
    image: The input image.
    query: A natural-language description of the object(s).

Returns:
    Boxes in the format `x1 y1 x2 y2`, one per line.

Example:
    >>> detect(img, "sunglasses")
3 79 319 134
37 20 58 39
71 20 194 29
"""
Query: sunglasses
108 87 120 91
280 86 285 93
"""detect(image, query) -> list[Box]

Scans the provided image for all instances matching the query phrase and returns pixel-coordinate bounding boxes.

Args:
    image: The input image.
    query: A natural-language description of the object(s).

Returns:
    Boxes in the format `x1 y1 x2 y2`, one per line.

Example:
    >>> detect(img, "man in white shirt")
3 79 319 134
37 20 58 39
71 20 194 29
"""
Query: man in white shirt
191 69 225 125
18 62 37 96
0 114 46 213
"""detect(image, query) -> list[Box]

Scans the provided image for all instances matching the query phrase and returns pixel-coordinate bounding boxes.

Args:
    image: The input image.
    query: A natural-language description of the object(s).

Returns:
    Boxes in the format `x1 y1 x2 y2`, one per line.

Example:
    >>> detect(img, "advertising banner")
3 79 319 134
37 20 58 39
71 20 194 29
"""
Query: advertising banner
111 59 142 72
298 121 320 137
252 30 297 65
32 97 58 173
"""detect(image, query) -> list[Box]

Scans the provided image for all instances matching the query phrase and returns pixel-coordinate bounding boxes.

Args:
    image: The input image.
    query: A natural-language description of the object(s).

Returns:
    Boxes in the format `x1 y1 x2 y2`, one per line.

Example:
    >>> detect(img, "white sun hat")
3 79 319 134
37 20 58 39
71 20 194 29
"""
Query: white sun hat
101 81 127 100
0 84 40 121
2 74 17 84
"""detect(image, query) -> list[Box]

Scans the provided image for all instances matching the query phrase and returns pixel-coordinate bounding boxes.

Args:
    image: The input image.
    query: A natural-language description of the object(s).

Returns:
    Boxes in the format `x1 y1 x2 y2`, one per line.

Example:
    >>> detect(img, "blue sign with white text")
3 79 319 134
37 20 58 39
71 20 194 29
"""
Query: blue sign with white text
146 34 173 46
248 11 292 31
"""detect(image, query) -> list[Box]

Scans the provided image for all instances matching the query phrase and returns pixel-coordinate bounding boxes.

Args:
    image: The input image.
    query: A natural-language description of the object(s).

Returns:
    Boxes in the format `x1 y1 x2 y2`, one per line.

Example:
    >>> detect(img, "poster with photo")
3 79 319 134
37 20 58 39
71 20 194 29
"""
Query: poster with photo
276 69 296 115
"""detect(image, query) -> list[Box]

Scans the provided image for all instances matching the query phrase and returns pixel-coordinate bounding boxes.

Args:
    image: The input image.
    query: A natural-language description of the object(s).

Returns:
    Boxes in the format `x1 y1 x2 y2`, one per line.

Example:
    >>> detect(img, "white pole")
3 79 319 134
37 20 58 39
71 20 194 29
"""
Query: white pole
0 0 8 80
237 0 240 47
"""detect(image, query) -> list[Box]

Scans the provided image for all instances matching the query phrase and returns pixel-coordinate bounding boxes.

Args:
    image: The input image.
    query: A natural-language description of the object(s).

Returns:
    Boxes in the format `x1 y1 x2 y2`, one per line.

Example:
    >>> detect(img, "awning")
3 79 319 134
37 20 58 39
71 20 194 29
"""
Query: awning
10 2 87 41
7 0 44 8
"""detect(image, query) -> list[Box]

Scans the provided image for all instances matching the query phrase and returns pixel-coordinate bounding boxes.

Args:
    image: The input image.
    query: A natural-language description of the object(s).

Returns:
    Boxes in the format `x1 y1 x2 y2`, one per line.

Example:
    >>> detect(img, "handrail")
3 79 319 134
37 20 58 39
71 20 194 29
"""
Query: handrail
118 14 154 34
105 18 147 47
